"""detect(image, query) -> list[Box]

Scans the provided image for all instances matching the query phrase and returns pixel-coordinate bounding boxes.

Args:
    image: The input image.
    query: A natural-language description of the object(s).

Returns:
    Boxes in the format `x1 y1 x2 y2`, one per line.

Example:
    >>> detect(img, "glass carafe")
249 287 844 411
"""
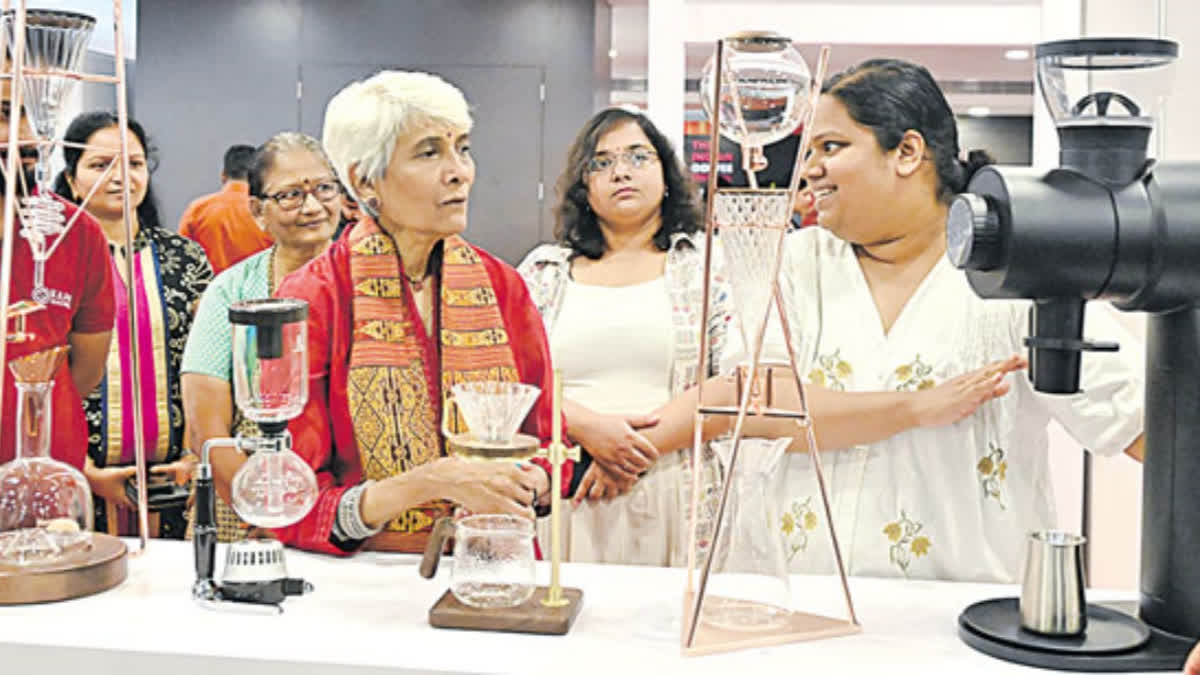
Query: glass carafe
700 434 791 630
0 347 92 565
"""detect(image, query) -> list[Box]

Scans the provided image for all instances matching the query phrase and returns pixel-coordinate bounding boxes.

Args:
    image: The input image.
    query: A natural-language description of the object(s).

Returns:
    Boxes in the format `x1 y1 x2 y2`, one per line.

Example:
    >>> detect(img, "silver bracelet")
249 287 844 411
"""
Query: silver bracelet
334 481 383 541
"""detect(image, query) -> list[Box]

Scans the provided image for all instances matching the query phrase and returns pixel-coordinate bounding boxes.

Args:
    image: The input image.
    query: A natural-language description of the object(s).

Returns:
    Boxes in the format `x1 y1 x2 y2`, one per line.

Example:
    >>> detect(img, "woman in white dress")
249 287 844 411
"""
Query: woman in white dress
519 108 730 566
711 59 1145 583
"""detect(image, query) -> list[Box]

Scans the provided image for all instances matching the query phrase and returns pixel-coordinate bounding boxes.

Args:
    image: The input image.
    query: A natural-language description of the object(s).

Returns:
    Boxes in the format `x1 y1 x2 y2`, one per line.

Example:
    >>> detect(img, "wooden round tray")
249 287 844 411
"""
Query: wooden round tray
0 533 128 604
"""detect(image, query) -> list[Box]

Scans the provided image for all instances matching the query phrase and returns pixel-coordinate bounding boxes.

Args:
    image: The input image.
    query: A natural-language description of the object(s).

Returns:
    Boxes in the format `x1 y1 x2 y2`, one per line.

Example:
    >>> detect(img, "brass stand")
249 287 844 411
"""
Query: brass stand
427 370 583 635
0 533 127 604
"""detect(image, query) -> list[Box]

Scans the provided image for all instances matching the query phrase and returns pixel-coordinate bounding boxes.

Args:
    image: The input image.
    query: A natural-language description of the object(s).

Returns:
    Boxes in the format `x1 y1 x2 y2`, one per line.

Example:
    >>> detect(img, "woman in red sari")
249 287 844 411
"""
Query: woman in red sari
272 71 568 555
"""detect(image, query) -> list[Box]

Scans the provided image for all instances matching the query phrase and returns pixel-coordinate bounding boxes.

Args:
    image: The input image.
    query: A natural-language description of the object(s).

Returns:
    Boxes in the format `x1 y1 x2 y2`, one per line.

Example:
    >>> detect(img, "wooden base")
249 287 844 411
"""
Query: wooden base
0 533 127 604
682 593 860 656
429 586 583 635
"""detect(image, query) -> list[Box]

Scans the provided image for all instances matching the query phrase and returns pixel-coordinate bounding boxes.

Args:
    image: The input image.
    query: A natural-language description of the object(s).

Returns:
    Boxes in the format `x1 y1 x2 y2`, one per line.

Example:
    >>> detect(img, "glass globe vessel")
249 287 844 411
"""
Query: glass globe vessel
0 346 92 565
700 31 812 174
229 443 319 528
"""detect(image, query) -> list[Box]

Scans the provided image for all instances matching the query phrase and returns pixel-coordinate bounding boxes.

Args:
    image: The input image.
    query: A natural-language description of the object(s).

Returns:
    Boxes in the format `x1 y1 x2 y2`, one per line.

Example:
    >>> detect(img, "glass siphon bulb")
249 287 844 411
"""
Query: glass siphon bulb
229 448 318 529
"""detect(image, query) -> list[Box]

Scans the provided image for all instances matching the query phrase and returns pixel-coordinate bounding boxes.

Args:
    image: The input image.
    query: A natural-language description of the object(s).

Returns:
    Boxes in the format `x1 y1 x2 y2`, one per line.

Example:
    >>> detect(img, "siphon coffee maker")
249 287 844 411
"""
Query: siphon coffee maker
949 37 1200 671
192 299 319 612
420 374 583 635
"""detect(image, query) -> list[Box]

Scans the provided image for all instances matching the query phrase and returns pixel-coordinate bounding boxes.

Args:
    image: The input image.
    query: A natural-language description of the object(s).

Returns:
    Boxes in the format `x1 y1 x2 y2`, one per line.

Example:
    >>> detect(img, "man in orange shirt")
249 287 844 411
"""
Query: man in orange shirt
177 144 273 274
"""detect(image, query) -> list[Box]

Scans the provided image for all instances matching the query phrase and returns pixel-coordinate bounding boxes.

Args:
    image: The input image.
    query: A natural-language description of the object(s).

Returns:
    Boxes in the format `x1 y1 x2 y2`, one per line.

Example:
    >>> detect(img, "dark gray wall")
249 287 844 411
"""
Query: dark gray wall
79 51 119 113
134 0 596 262
957 115 1033 165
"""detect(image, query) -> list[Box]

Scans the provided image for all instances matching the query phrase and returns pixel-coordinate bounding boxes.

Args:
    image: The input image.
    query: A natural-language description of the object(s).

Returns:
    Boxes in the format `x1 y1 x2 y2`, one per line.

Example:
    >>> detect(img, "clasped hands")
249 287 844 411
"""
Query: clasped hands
572 411 660 505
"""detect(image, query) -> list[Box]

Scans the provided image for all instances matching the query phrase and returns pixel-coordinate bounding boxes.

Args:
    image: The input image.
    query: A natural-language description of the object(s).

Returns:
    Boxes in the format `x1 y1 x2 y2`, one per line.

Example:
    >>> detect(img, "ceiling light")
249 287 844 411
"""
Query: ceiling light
967 106 992 117
1005 49 1031 61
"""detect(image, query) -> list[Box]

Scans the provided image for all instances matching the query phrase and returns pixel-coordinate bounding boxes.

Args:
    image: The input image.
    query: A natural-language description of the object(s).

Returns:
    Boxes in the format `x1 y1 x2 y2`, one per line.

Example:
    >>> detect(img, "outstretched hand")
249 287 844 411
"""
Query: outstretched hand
912 355 1027 429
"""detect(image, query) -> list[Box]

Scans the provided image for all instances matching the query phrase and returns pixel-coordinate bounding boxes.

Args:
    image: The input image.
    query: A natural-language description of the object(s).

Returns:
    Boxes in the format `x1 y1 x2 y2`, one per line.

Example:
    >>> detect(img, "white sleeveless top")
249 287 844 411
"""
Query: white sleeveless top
549 277 672 415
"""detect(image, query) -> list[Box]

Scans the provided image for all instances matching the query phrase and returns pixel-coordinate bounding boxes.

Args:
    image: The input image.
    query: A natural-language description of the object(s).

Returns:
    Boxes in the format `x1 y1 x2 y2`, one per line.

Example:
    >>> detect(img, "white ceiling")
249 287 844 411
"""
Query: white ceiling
604 0 1041 115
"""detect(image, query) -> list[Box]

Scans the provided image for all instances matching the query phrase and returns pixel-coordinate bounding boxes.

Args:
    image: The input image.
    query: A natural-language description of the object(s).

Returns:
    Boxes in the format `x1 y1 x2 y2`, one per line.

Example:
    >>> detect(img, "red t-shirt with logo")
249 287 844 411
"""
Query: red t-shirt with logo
1 201 115 468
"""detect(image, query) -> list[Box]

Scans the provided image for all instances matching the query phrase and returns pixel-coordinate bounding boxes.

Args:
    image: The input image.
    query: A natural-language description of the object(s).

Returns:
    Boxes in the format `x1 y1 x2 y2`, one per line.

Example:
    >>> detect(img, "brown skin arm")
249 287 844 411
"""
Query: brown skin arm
1185 640 1200 675
66 329 111 397
644 355 1027 455
182 373 243 505
1123 434 1145 463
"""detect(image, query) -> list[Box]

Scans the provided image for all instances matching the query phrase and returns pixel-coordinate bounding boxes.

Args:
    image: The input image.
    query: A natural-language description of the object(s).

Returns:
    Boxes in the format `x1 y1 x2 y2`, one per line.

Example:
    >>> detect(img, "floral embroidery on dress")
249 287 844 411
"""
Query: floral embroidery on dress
893 355 935 391
780 496 820 560
808 349 852 391
883 509 932 576
976 442 1008 510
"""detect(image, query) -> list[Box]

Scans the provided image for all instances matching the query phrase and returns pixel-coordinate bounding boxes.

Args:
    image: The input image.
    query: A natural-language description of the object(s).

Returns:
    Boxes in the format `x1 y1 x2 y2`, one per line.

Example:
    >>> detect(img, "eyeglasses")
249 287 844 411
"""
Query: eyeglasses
586 148 659 175
263 180 342 211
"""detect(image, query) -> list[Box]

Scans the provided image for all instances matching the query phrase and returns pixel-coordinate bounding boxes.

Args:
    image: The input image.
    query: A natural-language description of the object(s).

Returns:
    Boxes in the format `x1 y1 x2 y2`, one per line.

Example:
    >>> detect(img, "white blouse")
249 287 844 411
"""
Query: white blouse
720 226 1144 583
550 277 672 416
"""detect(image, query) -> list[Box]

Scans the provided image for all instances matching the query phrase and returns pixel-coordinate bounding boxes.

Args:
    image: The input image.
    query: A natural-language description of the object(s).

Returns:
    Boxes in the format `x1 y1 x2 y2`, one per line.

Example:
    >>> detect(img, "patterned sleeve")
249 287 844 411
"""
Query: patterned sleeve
706 241 733 378
515 244 565 319
180 270 235 380
180 237 215 316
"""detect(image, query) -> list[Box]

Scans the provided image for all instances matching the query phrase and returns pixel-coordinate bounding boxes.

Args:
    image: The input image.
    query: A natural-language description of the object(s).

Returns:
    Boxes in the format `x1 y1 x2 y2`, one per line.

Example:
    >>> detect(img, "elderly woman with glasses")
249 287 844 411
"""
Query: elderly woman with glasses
181 131 340 542
271 71 568 555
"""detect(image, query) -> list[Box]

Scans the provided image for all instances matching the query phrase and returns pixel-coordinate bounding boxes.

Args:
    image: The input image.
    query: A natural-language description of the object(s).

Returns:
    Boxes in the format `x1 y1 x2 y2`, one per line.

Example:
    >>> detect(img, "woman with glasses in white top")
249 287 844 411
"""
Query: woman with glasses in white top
519 108 732 565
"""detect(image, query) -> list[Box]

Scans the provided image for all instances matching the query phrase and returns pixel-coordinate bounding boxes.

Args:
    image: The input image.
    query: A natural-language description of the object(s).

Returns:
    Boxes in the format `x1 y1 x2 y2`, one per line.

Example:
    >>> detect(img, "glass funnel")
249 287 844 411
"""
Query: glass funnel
3 9 96 238
700 31 812 174
712 189 793 353
447 381 540 445
0 346 92 565
1037 37 1178 129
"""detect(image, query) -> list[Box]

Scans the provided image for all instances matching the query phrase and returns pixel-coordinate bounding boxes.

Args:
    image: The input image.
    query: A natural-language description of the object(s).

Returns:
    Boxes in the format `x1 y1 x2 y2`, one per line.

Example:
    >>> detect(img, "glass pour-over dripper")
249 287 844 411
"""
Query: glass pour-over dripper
0 345 92 565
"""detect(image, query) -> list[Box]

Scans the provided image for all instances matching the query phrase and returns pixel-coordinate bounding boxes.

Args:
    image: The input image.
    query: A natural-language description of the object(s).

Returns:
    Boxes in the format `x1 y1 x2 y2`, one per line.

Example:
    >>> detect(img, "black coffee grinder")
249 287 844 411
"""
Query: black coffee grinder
947 37 1200 671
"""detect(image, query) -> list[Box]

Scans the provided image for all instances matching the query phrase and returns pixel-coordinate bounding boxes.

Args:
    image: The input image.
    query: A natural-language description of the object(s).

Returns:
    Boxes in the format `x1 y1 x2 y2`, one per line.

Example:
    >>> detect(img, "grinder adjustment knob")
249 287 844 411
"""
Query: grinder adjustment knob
947 193 1002 270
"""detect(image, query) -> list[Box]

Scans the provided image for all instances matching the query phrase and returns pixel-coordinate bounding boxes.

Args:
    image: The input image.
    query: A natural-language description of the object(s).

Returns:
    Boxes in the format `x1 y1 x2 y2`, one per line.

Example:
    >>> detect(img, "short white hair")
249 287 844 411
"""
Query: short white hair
321 70 473 209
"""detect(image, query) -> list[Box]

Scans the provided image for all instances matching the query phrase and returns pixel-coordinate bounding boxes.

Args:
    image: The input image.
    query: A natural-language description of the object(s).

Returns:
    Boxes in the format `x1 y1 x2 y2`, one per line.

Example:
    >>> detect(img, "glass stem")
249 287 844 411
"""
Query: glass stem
266 449 283 517
14 381 53 460
34 145 52 197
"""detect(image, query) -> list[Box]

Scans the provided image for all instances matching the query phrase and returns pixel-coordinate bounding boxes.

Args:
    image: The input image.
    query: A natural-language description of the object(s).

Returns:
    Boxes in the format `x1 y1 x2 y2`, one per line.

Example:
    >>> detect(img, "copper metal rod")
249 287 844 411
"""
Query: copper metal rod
0 0 30 437
43 158 117 260
0 71 119 84
685 218 788 649
688 37 725 597
785 46 830 209
112 0 149 554
771 287 858 626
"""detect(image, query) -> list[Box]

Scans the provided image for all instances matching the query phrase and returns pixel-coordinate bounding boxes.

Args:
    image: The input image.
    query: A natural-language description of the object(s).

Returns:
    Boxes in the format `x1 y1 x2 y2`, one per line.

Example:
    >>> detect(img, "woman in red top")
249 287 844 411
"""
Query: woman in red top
273 70 570 555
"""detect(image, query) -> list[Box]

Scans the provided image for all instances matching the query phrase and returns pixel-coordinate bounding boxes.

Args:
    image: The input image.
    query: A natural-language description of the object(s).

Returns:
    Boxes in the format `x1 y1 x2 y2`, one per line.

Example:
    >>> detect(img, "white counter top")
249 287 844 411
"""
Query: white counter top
0 540 1147 675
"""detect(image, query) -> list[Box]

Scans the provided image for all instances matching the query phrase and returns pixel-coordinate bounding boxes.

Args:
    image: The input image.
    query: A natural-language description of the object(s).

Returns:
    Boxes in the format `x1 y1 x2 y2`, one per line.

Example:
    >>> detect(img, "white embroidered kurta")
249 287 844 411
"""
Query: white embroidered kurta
721 226 1144 583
